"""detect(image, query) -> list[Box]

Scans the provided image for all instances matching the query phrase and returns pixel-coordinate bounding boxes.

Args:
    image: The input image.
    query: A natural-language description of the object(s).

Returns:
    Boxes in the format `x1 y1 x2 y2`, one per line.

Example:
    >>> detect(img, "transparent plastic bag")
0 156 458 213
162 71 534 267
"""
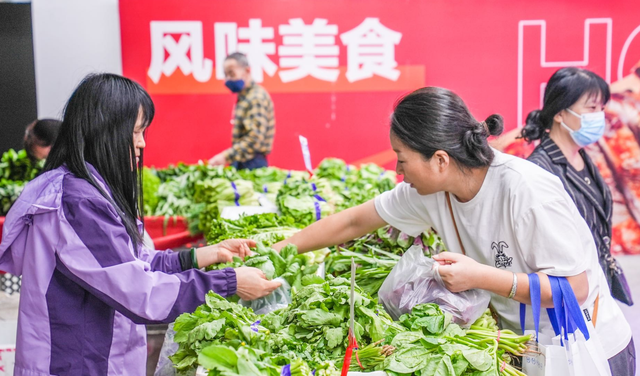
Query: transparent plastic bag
378 245 490 326
238 277 291 315
154 323 196 376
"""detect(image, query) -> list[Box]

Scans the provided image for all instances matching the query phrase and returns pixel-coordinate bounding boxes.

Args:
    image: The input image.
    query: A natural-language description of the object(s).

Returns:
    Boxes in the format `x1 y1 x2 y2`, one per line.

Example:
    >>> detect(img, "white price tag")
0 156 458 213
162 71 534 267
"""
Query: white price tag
298 135 313 174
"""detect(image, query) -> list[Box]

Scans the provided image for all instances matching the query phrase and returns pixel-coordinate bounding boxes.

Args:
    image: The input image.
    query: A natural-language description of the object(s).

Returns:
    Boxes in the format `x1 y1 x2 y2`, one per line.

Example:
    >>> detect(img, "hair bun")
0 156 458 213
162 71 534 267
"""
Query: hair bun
525 110 543 127
521 110 546 142
484 114 504 137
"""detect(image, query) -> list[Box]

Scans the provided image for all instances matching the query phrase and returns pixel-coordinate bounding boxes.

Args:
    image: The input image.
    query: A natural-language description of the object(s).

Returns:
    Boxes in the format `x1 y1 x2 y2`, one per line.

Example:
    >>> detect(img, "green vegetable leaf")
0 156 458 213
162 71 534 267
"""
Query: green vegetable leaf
390 331 426 348
197 345 238 371
461 348 493 372
299 309 342 327
386 345 431 373
189 319 226 342
324 327 344 349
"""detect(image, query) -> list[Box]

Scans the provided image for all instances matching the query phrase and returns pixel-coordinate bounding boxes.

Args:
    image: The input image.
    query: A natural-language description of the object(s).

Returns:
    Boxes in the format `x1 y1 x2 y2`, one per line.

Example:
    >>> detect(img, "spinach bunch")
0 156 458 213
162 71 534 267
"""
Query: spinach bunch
382 304 530 376
261 275 405 368
170 292 269 372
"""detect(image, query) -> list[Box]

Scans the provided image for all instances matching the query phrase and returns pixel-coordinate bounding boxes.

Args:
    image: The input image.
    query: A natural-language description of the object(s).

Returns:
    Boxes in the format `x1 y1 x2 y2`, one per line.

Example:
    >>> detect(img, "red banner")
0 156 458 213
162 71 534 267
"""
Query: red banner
120 0 640 170
120 0 640 253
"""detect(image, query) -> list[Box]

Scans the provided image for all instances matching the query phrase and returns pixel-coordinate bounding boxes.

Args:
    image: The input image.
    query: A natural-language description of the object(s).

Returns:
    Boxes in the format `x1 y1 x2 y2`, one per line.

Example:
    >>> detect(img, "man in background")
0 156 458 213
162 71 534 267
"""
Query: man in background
23 118 61 162
208 52 275 170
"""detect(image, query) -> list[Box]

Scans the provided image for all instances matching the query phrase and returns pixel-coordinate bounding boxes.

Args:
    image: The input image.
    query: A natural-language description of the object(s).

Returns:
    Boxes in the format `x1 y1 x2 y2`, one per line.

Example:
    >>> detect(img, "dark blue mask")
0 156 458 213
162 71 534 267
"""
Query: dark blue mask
225 79 245 93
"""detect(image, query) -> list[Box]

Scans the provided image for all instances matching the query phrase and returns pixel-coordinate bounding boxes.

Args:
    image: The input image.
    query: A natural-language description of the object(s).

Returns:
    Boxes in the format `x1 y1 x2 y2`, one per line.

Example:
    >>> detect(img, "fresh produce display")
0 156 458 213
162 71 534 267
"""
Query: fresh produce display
313 159 398 211
0 149 44 216
170 276 402 376
170 277 532 376
142 159 397 237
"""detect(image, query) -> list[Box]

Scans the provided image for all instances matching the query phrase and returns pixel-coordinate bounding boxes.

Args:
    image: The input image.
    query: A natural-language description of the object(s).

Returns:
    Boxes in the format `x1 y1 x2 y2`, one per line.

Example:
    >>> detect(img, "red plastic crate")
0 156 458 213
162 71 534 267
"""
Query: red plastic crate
143 216 203 250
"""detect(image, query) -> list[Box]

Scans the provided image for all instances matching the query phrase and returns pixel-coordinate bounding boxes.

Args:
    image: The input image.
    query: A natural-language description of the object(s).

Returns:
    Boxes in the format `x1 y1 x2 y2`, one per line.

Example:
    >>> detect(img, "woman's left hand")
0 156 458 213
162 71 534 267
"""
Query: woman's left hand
431 252 490 293
196 239 256 268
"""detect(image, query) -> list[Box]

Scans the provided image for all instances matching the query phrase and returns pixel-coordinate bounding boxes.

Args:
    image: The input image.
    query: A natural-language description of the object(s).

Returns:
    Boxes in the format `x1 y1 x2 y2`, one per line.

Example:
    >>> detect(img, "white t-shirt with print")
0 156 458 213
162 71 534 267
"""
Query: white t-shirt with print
374 150 630 358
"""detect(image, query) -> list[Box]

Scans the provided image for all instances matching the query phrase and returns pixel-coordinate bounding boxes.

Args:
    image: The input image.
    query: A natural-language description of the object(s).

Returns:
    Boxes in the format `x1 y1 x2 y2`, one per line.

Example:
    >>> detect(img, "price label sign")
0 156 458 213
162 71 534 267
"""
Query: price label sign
298 135 314 174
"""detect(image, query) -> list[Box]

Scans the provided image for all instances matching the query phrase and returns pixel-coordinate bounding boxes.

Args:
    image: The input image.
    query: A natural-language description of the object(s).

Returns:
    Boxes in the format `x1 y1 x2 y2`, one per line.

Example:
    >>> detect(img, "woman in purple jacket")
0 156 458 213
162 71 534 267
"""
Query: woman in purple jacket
0 73 280 376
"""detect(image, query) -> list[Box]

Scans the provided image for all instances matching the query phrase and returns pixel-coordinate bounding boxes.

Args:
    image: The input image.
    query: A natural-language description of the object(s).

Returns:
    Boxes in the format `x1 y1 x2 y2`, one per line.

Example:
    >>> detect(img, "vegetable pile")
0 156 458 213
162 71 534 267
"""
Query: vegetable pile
209 243 326 291
142 158 398 235
0 149 44 216
171 278 532 376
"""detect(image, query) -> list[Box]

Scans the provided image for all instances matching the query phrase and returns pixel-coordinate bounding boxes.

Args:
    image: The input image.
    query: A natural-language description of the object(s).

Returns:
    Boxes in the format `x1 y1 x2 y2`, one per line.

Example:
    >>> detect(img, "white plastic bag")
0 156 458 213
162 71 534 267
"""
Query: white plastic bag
378 245 490 325
238 277 291 315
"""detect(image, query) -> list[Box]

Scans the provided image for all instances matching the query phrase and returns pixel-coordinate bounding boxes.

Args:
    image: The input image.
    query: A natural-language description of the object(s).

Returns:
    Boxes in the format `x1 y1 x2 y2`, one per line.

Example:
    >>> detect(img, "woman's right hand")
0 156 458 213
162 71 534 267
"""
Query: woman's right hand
234 267 281 300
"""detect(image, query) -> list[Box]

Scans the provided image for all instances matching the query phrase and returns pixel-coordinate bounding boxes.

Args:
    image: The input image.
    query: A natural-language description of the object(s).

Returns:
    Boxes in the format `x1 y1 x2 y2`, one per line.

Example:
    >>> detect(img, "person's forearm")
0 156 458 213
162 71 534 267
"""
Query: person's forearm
474 266 589 308
273 201 386 253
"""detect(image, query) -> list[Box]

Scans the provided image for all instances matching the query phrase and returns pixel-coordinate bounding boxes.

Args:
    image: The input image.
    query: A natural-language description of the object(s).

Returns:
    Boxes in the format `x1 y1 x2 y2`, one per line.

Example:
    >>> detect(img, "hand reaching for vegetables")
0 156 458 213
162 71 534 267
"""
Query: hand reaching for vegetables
196 239 256 268
234 266 282 300
431 252 490 293
208 152 227 166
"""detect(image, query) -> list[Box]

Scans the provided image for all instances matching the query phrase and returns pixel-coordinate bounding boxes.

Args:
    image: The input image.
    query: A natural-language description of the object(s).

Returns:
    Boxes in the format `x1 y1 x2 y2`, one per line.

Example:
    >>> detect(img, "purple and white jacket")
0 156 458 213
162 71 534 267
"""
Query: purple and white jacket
0 165 237 376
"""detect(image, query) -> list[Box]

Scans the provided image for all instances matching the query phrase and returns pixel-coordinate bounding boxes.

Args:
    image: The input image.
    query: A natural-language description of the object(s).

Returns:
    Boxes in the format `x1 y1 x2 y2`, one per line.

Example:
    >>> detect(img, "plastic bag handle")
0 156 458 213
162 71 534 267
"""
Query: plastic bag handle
549 276 568 340
559 277 590 341
520 274 561 338
519 273 541 340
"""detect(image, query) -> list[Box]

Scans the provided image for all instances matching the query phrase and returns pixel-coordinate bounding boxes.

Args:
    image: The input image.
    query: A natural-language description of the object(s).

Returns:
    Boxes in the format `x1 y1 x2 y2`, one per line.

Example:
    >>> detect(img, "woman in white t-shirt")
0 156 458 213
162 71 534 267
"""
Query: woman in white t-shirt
274 87 633 374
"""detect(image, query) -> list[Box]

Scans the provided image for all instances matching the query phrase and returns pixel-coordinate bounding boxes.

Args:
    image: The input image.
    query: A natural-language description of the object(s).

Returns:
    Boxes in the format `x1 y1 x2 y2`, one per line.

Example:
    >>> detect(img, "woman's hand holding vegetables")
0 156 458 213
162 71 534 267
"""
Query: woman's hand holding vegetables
432 252 490 293
196 239 256 268
234 266 282 300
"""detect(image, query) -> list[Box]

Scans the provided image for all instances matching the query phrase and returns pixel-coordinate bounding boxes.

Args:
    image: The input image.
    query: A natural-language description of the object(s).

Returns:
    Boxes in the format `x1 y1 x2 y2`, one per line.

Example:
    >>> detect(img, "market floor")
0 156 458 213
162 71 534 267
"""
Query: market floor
616 255 640 370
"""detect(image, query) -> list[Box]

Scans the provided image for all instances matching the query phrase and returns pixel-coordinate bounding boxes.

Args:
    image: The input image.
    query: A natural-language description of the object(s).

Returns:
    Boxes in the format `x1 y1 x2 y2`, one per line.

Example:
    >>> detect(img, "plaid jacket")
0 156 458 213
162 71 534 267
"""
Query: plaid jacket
226 82 275 162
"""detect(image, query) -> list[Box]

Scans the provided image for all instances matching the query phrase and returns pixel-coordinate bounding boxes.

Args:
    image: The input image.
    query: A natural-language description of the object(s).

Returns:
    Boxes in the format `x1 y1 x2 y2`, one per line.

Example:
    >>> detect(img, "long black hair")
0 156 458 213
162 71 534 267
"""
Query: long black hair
521 67 610 142
391 87 504 169
44 73 155 251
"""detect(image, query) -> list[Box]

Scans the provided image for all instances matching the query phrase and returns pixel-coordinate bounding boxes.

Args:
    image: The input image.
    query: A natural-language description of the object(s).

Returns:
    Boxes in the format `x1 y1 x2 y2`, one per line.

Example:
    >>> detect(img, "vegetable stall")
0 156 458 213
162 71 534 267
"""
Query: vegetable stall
0 151 535 376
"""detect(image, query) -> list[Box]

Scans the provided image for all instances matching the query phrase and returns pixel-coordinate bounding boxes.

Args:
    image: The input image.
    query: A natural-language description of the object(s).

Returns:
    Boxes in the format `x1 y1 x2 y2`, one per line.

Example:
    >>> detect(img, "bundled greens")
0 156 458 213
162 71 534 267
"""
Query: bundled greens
276 179 340 226
385 305 530 376
205 213 301 245
142 159 397 238
193 178 260 233
326 227 447 298
152 163 243 227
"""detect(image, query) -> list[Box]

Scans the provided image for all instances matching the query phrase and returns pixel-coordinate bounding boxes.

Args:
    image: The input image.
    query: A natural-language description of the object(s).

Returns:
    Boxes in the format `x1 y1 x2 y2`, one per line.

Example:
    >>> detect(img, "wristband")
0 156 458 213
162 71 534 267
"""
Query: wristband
508 272 518 299
191 247 200 270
